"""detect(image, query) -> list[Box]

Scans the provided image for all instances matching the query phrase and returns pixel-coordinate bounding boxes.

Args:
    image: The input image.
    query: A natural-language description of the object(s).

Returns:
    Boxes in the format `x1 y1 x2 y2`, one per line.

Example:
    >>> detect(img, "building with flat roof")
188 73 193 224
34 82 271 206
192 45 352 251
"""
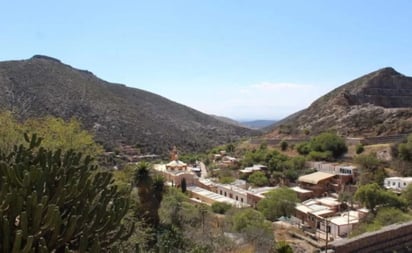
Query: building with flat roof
298 172 336 197
384 177 412 192
187 186 249 207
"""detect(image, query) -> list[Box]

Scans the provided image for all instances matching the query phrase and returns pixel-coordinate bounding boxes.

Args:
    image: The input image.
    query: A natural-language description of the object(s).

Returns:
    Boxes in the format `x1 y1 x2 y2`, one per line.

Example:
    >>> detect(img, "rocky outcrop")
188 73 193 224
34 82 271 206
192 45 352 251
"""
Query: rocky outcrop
267 67 412 137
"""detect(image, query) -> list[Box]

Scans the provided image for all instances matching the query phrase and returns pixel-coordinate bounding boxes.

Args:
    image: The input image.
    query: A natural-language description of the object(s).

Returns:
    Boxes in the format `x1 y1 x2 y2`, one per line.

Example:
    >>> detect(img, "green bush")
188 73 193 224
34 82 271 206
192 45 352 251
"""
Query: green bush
211 202 232 214
356 144 365 154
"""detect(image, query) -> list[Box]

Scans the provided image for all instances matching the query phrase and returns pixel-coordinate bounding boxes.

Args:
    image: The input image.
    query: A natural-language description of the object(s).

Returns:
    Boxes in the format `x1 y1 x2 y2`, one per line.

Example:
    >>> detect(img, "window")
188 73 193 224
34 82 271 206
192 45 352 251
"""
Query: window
236 196 238 201
241 198 243 202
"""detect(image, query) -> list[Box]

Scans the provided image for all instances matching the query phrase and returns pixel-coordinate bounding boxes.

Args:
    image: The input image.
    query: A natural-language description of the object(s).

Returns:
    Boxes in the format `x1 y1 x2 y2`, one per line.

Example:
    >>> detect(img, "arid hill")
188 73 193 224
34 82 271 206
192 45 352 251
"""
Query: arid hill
0 55 258 154
267 67 412 138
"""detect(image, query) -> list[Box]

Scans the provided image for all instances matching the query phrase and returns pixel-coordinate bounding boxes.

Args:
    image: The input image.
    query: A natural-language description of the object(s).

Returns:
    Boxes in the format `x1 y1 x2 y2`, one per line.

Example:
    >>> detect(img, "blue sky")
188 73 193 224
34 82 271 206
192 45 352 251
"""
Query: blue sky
1 1 412 120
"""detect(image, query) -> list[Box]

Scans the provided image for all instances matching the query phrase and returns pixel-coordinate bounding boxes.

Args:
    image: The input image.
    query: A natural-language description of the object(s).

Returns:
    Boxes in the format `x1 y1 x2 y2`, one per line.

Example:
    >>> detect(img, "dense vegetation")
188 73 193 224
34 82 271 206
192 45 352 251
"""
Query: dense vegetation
296 132 347 161
0 134 131 252
0 111 103 157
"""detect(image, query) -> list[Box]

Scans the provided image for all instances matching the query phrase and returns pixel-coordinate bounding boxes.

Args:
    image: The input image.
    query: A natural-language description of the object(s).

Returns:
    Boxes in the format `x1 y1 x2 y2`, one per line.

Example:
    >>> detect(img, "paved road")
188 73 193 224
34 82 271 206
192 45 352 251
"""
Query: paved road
199 161 208 179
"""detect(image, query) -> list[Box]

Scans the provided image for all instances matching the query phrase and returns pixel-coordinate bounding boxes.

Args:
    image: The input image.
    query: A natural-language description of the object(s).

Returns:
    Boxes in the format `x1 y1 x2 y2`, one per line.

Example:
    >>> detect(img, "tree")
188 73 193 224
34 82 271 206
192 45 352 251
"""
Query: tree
211 202 232 214
0 134 132 252
248 171 269 187
351 207 412 237
296 132 347 160
0 111 25 153
309 132 347 159
401 183 412 207
356 144 365 154
228 208 274 252
280 141 288 151
398 134 412 161
0 112 103 158
226 143 235 153
24 117 103 157
133 162 166 249
181 177 187 193
276 241 294 253
355 154 385 185
354 183 407 214
257 187 299 221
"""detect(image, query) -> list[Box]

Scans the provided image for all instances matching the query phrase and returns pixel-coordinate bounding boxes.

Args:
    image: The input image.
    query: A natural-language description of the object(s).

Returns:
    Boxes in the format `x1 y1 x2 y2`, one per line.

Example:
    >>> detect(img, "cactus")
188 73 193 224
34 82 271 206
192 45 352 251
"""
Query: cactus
0 134 133 252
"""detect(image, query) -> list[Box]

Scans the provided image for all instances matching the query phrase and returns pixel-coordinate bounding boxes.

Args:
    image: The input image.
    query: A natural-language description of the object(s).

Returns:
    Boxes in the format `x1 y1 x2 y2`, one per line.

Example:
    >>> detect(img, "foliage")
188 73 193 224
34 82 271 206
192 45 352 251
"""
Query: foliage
181 178 187 193
355 144 365 154
296 142 311 155
296 132 347 160
0 111 103 157
0 111 25 153
354 183 407 213
219 176 236 184
248 171 269 187
280 141 288 151
257 187 299 221
401 183 412 207
133 162 165 241
0 134 131 252
398 134 412 161
226 143 236 153
24 117 103 157
355 154 385 185
351 207 412 237
211 202 232 214
308 150 333 161
242 147 305 183
227 208 274 252
276 241 294 253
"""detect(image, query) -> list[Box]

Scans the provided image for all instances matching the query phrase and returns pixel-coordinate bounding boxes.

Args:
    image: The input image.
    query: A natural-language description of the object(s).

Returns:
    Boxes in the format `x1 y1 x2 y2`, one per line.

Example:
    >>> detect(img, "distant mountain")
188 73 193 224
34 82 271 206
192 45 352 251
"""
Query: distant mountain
210 115 244 127
0 55 259 154
240 120 278 130
266 67 412 138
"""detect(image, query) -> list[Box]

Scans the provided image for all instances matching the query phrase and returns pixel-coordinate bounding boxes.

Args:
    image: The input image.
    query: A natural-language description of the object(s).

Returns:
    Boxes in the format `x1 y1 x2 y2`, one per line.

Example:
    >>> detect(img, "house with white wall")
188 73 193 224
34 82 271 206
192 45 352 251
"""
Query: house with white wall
384 177 412 192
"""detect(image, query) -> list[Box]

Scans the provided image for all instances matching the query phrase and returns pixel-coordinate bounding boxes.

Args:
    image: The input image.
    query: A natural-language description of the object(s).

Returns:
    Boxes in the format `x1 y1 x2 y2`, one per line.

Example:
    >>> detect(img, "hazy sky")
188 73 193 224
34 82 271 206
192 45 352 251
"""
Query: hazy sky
1 1 412 120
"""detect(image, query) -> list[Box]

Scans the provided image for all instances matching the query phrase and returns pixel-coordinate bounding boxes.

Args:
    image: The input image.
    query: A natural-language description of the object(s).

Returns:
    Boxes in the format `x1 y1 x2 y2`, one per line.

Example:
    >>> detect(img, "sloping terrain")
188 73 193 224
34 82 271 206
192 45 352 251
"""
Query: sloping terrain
267 67 412 138
0 55 258 154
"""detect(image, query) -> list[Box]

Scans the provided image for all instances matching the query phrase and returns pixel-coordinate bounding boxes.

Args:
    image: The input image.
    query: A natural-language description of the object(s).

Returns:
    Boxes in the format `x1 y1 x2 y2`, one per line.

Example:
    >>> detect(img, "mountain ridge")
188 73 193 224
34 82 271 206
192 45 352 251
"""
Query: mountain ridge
0 55 259 154
266 67 412 138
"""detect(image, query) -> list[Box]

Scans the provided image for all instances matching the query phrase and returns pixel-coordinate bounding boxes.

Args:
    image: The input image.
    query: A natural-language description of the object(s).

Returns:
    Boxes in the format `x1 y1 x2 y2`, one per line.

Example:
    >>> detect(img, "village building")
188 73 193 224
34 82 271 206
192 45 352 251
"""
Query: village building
246 186 278 207
384 177 412 192
153 146 199 187
298 172 336 197
239 164 268 177
307 162 358 184
294 197 340 230
187 186 249 207
290 186 313 201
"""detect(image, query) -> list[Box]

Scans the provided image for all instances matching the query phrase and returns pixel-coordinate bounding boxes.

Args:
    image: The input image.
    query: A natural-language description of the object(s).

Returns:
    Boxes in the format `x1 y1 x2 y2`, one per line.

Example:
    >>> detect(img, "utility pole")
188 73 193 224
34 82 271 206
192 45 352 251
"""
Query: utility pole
325 217 329 252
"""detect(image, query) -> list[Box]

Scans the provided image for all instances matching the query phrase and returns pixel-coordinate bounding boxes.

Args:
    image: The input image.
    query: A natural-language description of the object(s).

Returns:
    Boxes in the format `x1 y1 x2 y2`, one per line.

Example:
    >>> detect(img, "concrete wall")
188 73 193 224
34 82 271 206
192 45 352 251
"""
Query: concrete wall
330 221 412 253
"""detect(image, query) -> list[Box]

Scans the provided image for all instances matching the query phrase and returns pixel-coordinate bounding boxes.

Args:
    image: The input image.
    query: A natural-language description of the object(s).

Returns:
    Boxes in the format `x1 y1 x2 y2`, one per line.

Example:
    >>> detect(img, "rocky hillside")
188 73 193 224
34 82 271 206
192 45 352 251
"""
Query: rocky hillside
267 67 412 138
0 55 258 154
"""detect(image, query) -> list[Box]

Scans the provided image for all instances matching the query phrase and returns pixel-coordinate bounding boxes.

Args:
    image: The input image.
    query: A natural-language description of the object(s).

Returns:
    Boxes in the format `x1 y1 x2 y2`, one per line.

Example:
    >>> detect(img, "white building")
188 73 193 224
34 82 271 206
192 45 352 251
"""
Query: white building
384 177 412 192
